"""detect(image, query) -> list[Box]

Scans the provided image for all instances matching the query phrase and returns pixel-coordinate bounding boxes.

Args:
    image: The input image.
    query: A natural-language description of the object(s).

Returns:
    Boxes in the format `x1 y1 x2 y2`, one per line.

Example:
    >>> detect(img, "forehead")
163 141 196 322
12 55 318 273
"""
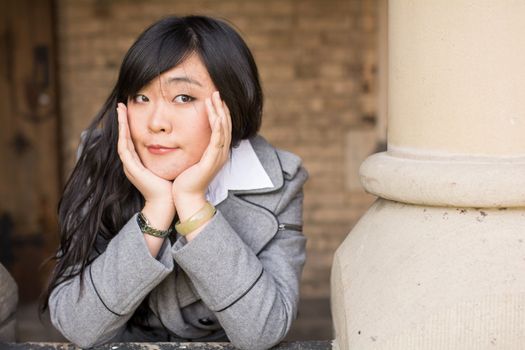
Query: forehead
155 54 215 90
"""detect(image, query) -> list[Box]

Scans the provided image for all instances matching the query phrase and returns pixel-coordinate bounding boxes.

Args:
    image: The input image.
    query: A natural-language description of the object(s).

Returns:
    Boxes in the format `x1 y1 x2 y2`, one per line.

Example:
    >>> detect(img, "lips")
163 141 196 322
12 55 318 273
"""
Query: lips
147 144 178 155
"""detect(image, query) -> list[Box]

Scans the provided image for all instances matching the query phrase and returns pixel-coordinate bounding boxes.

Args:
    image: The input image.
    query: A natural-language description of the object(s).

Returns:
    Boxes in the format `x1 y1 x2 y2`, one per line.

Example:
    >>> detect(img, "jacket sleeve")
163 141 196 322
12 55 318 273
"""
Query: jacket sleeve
172 166 308 350
48 214 174 348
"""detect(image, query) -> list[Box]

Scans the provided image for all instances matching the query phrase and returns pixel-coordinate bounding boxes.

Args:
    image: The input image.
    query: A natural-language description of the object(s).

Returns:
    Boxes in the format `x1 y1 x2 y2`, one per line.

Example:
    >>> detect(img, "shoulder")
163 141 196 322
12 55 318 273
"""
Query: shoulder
232 135 307 216
219 136 307 252
249 135 308 187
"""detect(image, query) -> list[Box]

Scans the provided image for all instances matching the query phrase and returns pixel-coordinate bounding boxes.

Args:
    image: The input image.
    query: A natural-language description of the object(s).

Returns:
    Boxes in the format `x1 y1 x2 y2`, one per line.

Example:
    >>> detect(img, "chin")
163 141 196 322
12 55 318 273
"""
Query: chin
143 157 194 181
139 157 181 181
153 169 180 181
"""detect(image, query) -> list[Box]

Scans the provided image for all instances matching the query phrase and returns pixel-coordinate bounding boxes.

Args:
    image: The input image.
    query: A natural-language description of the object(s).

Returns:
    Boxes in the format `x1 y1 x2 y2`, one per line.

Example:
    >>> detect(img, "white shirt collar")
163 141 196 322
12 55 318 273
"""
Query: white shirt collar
206 139 274 205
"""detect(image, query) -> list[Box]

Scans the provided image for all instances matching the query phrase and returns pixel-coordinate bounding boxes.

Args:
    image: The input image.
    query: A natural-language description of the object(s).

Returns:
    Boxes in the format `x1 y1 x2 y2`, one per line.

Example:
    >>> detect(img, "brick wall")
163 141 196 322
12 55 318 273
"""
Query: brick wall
56 0 379 303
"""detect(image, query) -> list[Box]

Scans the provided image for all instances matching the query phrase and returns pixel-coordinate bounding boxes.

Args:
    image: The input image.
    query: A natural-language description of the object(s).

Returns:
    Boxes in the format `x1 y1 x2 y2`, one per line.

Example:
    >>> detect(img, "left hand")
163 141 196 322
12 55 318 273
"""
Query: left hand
171 91 232 219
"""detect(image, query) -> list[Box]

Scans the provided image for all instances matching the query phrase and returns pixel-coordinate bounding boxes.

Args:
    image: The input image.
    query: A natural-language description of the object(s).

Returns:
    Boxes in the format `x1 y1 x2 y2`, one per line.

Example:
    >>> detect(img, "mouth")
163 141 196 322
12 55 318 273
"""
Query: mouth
147 144 178 155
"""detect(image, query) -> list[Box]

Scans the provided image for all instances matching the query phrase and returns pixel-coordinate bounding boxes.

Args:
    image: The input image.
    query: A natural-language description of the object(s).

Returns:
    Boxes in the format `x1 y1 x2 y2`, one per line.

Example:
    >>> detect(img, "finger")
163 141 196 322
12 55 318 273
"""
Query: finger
212 92 231 153
223 101 232 130
205 97 219 130
117 104 145 172
212 92 230 151
117 104 138 151
196 111 224 175
117 103 129 137
205 97 223 149
117 104 129 157
117 103 134 149
222 100 232 150
212 91 227 122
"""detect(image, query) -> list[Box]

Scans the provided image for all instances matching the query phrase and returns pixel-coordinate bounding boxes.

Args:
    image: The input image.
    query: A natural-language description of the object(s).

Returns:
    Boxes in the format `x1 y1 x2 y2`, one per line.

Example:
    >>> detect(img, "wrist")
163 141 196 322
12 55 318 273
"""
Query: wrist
173 193 207 222
137 212 173 238
142 200 176 230
175 201 216 237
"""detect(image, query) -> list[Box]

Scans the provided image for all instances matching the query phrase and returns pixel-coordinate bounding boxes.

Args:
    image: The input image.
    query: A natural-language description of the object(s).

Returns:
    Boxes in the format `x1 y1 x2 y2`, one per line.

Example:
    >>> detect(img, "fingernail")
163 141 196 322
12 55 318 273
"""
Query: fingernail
215 91 220 99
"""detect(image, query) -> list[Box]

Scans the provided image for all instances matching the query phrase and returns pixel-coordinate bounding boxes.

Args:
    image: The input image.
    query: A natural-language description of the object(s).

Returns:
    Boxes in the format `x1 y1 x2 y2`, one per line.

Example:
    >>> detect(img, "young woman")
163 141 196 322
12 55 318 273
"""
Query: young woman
42 15 307 350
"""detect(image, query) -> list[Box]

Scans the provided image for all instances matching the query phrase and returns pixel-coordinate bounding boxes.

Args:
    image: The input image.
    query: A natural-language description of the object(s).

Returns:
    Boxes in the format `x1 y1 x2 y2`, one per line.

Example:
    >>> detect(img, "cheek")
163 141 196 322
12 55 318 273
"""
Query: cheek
181 105 212 149
193 115 213 151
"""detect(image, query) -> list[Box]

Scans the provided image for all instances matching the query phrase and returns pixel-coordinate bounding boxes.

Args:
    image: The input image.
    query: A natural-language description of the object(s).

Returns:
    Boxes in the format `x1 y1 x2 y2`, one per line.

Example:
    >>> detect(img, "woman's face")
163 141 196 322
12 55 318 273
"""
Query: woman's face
127 54 216 180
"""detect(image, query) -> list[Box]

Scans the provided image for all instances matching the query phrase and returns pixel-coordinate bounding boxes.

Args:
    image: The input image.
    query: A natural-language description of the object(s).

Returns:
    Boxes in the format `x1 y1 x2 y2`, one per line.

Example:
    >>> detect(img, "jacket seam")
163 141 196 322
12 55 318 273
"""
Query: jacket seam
89 264 124 317
215 268 264 312
0 310 15 329
273 168 305 216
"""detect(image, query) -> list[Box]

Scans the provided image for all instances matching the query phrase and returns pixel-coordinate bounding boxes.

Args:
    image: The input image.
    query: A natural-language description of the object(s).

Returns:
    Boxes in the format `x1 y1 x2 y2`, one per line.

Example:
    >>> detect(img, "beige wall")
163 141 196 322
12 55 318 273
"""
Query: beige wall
56 0 379 300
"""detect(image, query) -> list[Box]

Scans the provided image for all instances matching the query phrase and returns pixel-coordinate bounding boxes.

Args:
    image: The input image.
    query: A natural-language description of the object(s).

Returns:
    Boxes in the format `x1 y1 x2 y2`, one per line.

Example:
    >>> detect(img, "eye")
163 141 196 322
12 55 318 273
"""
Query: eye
173 94 195 104
132 94 149 103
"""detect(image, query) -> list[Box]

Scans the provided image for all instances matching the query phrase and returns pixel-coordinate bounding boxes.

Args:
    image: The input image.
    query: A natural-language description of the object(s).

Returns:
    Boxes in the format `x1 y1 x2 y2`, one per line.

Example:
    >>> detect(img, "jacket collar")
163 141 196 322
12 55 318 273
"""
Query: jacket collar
206 137 276 205
230 135 284 196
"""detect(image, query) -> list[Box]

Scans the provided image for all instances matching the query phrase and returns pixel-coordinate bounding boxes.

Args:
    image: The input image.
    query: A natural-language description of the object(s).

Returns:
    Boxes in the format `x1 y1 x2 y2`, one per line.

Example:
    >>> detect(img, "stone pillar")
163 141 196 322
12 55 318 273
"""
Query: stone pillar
0 264 18 342
331 1 525 349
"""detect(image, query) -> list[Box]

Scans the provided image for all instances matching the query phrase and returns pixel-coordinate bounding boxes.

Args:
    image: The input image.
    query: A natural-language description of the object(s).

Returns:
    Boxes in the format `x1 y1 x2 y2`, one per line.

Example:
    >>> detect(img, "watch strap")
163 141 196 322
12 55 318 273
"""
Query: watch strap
137 212 173 238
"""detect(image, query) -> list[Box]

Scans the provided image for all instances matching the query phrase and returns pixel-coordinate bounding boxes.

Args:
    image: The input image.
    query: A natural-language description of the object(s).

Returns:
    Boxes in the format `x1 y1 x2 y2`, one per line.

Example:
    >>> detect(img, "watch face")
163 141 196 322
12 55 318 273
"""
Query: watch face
137 212 147 230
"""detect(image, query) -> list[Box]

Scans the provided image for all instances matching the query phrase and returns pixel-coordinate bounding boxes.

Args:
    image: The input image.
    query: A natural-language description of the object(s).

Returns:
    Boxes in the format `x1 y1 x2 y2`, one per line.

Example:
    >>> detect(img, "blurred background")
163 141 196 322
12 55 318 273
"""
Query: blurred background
0 0 386 342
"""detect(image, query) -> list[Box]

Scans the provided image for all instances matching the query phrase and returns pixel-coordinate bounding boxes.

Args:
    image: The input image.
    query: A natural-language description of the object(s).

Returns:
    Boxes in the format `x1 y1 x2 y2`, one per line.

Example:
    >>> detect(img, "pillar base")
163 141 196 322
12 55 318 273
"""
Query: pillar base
332 199 525 350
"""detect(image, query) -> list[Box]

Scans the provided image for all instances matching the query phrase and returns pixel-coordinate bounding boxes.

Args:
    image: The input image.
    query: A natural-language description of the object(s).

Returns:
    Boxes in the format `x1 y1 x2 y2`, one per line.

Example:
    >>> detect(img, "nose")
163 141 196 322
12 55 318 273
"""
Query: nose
148 102 172 133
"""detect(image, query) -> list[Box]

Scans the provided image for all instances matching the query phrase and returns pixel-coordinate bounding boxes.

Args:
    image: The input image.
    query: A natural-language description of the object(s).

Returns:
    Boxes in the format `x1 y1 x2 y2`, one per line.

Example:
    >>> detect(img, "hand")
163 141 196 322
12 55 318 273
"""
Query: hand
117 103 175 224
171 91 232 220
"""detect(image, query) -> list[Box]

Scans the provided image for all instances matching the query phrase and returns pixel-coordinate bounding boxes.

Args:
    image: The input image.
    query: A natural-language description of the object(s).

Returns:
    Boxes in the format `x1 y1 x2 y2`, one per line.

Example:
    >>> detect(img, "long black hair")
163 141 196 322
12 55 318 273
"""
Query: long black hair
41 15 263 313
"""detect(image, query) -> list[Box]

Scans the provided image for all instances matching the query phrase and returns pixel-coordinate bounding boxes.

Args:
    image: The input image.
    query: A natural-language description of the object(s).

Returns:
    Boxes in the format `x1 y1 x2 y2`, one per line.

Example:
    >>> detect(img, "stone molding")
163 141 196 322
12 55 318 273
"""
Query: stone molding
360 151 525 208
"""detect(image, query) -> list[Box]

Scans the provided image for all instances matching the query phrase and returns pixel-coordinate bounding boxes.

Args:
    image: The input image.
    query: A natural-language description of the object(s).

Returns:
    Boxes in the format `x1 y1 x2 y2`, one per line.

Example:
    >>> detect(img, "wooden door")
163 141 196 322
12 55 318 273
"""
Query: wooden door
0 0 61 301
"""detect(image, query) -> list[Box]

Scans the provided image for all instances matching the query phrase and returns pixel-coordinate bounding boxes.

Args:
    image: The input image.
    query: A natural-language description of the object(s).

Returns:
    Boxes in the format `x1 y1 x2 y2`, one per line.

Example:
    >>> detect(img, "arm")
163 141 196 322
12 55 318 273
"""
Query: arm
172 167 308 350
48 215 174 348
116 102 176 257
49 101 179 347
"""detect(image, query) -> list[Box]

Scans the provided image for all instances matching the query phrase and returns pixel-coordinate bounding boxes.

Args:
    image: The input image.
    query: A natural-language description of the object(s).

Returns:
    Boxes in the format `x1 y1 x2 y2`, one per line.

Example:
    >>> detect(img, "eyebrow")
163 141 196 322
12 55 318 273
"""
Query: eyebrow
165 76 203 87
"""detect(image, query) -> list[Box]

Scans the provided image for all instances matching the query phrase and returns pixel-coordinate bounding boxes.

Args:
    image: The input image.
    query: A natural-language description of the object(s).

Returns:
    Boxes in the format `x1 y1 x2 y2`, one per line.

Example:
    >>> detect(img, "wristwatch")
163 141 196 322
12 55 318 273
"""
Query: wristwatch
137 212 173 238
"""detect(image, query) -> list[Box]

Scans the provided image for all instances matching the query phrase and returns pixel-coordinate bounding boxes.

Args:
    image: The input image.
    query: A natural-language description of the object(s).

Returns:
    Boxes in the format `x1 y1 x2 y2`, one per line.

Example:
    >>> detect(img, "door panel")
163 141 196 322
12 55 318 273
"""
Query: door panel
0 0 60 302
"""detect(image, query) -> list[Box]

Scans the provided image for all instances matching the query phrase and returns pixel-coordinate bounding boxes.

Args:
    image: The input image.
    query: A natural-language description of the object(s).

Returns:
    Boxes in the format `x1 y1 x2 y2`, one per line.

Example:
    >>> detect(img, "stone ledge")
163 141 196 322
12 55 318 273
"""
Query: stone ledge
0 341 333 350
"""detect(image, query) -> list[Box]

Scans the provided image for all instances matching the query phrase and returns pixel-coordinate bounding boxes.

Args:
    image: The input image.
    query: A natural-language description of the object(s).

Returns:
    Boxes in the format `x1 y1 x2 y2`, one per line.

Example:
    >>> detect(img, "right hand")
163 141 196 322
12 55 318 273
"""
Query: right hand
117 103 175 215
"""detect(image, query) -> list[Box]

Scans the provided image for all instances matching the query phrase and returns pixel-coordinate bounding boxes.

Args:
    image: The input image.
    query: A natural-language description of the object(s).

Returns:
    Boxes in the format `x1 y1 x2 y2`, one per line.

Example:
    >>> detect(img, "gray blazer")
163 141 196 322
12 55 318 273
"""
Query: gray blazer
49 135 308 350
0 263 17 342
